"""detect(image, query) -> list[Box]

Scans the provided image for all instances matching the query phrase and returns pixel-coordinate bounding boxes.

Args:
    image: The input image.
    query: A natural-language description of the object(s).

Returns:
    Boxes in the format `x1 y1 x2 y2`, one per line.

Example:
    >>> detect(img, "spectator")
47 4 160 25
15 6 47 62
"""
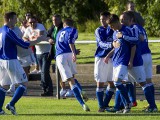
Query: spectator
126 1 145 26
23 16 53 96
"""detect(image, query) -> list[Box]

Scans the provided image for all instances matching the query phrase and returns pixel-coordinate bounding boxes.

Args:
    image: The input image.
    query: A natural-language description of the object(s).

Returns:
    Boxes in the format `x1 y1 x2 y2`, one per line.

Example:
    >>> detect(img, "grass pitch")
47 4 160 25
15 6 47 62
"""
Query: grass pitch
0 97 160 120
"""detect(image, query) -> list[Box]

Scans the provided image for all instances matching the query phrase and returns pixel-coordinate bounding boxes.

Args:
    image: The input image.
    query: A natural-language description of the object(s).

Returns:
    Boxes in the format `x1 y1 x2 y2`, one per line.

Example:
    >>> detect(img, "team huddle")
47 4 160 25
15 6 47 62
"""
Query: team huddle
94 1 157 113
0 1 158 116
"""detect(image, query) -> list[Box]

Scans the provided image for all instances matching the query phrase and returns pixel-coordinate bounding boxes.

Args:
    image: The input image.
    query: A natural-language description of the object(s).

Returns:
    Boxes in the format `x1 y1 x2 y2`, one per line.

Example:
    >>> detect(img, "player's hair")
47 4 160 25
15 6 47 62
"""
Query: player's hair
124 11 136 23
107 14 119 24
4 12 16 22
63 18 74 27
29 16 37 21
100 11 110 17
53 14 61 19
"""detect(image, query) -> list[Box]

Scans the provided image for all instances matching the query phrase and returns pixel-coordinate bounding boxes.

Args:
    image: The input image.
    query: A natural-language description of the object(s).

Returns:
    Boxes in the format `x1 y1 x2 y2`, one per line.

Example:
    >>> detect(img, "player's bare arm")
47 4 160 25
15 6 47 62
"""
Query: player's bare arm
104 48 114 64
69 44 76 62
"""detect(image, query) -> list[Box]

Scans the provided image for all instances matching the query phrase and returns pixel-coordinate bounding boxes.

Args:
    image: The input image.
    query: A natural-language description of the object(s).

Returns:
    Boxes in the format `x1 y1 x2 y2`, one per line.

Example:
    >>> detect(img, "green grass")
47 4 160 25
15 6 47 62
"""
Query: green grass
78 33 95 41
1 97 160 120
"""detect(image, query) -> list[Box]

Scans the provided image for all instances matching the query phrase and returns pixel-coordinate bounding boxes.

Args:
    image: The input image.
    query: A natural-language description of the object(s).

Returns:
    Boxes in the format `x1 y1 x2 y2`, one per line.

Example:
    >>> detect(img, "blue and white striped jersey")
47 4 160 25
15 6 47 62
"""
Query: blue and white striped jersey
112 25 132 67
55 26 78 57
0 25 30 60
95 26 114 58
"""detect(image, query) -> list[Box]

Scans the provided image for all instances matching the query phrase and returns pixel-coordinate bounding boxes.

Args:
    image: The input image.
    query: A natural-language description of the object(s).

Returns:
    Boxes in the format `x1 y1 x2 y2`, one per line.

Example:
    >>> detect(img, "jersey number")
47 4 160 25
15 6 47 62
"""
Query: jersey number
59 31 66 42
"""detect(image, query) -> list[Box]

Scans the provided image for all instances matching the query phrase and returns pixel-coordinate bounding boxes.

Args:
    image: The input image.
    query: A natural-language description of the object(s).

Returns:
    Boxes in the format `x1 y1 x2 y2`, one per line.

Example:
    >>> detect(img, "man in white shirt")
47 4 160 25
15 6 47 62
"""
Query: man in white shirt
23 16 53 96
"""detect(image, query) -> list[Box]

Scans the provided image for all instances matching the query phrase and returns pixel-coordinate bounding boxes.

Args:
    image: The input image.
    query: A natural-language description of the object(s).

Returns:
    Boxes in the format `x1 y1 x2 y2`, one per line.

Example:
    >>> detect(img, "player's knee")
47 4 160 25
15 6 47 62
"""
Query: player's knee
96 87 104 92
106 86 115 92
114 81 122 87
18 84 27 90
0 86 7 92
0 85 9 90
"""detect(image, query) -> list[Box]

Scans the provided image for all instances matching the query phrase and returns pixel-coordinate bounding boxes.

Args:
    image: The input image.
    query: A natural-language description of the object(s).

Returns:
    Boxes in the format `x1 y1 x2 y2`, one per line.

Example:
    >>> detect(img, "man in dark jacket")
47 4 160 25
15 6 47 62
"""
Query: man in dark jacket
47 14 63 59
126 1 145 27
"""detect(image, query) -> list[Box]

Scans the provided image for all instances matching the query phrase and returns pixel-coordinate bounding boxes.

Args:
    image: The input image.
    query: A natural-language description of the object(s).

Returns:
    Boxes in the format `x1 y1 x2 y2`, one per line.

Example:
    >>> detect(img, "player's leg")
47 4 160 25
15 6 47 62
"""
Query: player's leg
5 60 28 115
60 81 67 97
96 82 105 112
94 57 107 112
56 53 90 111
0 85 7 115
106 89 124 113
143 54 156 109
113 65 131 113
0 60 13 115
103 82 114 109
73 77 88 102
130 66 157 112
0 84 8 115
68 78 90 111
103 58 115 109
125 82 137 107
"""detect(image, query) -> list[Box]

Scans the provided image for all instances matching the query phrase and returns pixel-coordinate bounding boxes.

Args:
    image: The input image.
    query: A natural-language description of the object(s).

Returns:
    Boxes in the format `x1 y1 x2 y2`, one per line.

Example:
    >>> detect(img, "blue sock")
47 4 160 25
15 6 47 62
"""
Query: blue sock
116 84 130 107
114 90 122 110
10 85 26 107
148 83 155 100
103 89 114 108
96 88 104 109
126 83 136 102
0 88 6 111
143 85 156 108
71 85 84 106
74 79 82 92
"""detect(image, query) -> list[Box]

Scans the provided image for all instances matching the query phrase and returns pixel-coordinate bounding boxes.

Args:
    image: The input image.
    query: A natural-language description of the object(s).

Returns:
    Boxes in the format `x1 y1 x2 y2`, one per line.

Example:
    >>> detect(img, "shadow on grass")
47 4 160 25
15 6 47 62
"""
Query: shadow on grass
152 57 160 60
20 112 160 116
151 52 160 55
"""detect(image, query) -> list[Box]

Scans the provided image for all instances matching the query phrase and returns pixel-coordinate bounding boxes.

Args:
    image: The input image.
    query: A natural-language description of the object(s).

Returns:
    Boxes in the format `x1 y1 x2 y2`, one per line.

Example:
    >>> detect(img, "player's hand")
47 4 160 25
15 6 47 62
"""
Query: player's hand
112 41 116 48
72 53 76 62
48 38 55 44
113 40 120 48
128 62 133 69
104 56 110 64
116 32 123 38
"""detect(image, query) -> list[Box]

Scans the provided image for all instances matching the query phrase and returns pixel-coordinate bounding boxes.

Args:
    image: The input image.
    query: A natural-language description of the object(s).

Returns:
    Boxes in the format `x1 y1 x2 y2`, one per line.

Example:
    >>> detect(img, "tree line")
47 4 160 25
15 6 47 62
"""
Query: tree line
0 0 160 37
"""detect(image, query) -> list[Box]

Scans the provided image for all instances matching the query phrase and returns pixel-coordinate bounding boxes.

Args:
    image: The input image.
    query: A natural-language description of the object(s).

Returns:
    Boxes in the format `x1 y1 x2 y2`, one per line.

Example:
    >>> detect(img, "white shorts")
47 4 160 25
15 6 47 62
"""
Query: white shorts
56 53 77 82
113 65 128 82
18 54 35 67
94 57 113 82
0 59 28 86
142 53 152 79
128 66 146 83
